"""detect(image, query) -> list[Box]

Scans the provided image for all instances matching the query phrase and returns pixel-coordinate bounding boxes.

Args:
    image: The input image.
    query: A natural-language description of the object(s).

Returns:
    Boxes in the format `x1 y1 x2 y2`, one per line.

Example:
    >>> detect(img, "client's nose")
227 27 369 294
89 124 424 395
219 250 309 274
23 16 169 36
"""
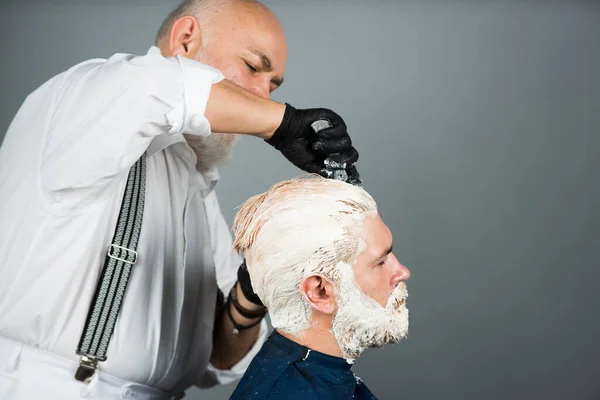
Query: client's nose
390 256 410 287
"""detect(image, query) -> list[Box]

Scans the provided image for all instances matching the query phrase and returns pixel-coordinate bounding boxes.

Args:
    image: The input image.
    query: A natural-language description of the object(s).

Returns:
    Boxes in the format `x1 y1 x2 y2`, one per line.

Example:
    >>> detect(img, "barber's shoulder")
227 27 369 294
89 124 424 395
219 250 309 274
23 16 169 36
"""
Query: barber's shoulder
59 46 163 82
49 48 164 100
44 46 167 95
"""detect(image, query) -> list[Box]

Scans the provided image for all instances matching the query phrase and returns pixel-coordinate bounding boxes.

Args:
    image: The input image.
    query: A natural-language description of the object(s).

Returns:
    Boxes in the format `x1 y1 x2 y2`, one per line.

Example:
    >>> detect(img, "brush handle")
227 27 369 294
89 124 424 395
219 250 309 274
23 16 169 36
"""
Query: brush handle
310 119 349 182
310 119 333 133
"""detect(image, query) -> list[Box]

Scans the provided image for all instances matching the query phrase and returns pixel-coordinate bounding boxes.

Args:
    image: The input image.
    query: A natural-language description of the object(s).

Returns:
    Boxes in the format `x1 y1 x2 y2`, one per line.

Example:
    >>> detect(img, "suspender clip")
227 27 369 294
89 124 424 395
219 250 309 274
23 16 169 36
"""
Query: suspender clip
75 355 98 382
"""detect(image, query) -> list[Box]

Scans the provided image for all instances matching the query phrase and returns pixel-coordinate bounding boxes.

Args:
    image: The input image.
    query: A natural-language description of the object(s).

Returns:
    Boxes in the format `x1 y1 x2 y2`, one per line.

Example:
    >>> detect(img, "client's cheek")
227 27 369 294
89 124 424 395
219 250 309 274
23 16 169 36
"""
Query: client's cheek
355 277 385 307
364 288 387 308
377 295 390 308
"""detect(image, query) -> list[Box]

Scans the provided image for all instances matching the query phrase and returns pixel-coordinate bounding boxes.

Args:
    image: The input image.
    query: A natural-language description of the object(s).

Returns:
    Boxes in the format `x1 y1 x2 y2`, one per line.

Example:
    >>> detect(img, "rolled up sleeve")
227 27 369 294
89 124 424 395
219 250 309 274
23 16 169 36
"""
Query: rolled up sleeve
166 53 225 135
42 46 225 194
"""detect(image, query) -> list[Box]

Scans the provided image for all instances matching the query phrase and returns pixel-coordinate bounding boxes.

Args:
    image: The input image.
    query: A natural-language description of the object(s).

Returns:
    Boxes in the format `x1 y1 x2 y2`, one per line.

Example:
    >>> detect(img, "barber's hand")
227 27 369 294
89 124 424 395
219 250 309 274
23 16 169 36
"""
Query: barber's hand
266 104 360 183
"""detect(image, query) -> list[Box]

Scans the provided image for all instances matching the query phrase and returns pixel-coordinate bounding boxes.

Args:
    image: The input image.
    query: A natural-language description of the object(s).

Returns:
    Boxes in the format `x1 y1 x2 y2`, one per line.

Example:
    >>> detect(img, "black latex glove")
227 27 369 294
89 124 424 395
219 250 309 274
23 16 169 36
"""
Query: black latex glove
237 259 263 307
266 104 360 183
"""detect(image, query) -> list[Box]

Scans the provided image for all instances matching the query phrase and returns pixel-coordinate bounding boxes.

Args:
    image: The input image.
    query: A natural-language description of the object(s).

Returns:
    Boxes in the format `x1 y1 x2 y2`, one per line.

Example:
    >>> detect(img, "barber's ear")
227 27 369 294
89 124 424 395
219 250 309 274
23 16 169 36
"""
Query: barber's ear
301 275 336 315
168 16 203 59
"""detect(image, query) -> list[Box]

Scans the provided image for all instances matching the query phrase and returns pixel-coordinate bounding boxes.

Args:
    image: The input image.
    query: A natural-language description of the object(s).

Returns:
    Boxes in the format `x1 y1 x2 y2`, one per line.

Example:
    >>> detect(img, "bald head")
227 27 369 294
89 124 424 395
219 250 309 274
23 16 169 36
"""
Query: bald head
156 0 287 98
156 0 267 45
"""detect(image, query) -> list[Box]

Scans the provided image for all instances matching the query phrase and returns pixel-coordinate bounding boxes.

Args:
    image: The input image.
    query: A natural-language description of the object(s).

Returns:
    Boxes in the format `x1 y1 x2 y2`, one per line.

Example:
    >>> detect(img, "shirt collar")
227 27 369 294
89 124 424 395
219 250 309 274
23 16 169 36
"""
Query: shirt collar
147 134 220 198
270 330 354 370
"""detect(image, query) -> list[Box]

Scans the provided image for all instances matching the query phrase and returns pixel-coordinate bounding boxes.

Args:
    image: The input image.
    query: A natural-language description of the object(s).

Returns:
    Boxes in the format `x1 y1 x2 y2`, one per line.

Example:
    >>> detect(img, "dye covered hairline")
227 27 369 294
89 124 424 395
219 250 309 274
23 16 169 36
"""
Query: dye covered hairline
232 176 378 334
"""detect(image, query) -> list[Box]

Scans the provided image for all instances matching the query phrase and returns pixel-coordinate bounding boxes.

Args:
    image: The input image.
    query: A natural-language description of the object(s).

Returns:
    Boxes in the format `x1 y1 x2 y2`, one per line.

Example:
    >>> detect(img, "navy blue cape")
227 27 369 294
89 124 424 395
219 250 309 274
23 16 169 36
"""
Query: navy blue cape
230 330 377 400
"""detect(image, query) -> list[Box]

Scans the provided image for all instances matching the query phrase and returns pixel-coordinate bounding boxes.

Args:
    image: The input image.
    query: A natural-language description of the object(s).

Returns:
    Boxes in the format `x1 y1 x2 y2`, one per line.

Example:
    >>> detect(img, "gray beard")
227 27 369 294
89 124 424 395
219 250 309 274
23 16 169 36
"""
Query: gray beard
184 133 239 172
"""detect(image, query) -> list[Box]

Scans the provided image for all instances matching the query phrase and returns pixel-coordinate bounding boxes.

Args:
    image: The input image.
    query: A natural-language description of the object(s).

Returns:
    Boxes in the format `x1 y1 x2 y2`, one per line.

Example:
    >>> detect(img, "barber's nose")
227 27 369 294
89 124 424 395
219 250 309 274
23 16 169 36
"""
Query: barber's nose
249 84 270 100
391 257 410 286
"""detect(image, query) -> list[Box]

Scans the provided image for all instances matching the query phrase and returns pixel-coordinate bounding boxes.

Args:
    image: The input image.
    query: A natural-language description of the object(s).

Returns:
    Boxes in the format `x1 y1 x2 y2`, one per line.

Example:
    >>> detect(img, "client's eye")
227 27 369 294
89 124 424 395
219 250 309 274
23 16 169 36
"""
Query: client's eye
378 257 387 266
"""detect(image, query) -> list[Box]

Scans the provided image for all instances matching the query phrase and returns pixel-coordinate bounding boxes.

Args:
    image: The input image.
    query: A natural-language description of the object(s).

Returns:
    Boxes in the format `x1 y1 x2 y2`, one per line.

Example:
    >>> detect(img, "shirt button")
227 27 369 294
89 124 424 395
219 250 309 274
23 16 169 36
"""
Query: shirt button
121 386 133 398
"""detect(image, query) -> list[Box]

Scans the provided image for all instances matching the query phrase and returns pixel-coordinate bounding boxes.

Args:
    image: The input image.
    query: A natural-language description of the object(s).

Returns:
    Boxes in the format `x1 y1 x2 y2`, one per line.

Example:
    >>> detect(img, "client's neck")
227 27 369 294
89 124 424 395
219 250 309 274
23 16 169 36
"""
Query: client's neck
277 316 346 359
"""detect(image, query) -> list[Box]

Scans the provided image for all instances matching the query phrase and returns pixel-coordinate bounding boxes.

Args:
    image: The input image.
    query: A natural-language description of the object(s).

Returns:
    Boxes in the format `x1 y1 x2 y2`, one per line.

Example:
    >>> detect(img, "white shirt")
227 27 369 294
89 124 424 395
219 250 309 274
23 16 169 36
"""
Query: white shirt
0 47 267 393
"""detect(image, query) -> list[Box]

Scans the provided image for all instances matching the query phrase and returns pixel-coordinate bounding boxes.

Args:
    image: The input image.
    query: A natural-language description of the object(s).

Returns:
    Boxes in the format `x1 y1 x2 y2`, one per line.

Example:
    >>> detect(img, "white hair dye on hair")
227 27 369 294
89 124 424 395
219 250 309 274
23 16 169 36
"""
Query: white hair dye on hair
232 176 377 334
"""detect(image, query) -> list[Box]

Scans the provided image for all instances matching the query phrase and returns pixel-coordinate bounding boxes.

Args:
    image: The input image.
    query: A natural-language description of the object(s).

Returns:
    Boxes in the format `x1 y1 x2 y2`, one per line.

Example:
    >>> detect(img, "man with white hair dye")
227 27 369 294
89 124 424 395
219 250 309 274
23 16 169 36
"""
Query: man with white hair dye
230 176 411 399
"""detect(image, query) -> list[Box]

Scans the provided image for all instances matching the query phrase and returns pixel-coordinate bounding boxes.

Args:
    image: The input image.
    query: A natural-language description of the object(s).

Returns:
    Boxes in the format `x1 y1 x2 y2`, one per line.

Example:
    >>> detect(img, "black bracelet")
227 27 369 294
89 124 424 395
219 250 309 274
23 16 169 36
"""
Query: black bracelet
231 284 267 319
226 288 264 336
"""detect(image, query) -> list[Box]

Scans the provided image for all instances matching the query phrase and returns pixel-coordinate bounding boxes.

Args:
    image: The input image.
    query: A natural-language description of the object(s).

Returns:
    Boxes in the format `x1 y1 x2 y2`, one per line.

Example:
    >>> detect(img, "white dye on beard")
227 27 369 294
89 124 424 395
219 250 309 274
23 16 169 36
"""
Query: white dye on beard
184 132 239 172
331 264 409 359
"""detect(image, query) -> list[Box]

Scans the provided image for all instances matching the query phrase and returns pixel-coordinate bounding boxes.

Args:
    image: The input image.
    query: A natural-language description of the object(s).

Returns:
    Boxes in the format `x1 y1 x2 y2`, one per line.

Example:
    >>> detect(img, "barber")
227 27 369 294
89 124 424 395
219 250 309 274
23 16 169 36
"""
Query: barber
0 0 359 398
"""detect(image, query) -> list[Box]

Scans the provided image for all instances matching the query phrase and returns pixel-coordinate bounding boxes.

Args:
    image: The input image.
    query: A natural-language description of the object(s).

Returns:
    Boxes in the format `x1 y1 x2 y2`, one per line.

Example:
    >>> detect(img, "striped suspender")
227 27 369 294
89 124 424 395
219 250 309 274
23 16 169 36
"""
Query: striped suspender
75 154 146 382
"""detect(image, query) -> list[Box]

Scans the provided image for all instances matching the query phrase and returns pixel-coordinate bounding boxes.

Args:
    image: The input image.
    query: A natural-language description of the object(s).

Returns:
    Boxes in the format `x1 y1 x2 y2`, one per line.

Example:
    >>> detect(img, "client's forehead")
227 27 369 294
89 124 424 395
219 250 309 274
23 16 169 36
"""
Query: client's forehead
359 214 393 260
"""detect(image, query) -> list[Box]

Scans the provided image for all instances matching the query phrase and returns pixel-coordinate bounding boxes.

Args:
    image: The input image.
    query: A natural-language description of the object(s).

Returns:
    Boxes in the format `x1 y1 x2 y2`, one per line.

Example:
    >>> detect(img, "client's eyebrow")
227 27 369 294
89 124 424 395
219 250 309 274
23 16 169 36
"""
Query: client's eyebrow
375 244 393 262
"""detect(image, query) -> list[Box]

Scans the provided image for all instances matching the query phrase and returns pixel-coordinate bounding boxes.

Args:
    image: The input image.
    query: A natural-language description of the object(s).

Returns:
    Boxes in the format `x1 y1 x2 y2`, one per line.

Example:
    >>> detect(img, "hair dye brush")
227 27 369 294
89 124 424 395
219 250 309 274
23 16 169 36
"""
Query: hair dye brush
311 119 362 186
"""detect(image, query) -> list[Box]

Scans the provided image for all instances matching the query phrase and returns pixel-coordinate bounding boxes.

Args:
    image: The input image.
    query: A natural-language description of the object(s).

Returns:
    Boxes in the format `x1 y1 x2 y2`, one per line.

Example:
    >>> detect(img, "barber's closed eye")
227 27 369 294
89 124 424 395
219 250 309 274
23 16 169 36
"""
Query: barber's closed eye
245 61 258 73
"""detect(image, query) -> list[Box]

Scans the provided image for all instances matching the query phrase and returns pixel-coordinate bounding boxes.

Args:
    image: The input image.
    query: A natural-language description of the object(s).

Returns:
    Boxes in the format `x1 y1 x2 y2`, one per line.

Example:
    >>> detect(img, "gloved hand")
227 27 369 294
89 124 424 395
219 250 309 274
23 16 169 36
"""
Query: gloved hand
266 104 360 184
237 259 263 307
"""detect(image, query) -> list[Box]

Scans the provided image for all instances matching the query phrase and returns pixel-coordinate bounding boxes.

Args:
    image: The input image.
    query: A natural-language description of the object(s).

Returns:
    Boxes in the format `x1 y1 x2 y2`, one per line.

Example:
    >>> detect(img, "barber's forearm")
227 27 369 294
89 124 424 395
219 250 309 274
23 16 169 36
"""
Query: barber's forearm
210 283 264 370
206 79 285 140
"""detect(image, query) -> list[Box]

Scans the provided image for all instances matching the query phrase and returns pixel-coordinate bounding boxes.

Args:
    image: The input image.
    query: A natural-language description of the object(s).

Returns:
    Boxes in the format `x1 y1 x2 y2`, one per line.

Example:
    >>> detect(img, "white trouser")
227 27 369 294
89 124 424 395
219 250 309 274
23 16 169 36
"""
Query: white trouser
0 335 182 399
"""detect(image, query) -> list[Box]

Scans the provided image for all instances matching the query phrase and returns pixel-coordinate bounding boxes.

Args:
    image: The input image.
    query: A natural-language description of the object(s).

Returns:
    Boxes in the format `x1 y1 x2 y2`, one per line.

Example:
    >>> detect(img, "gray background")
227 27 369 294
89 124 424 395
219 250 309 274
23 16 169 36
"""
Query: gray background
1 1 599 399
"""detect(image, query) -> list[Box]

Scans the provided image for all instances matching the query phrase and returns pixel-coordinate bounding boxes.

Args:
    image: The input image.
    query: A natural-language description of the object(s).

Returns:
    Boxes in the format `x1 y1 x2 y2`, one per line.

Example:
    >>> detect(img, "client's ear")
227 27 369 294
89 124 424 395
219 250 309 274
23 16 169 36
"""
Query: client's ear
301 275 336 315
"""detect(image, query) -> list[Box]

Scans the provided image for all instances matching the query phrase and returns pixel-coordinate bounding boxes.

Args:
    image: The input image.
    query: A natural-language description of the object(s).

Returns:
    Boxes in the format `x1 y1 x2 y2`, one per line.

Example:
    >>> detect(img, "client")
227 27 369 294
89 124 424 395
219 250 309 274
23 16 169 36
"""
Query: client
229 176 411 399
